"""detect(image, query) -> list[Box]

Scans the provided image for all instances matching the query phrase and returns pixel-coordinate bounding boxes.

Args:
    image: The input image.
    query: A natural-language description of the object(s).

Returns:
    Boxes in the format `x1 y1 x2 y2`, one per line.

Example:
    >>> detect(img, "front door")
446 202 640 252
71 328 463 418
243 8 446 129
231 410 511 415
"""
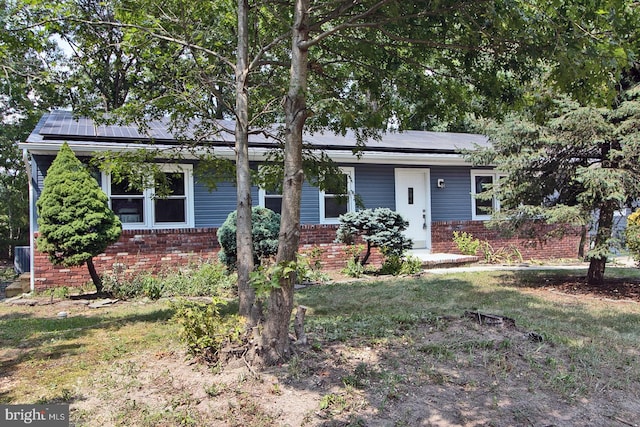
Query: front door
395 168 431 249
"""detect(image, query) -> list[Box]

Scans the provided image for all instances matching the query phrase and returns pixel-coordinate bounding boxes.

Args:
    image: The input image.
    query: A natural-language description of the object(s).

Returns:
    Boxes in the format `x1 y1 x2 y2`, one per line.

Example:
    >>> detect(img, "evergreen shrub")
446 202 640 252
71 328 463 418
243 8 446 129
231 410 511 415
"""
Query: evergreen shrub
335 208 412 266
217 207 280 270
36 143 121 291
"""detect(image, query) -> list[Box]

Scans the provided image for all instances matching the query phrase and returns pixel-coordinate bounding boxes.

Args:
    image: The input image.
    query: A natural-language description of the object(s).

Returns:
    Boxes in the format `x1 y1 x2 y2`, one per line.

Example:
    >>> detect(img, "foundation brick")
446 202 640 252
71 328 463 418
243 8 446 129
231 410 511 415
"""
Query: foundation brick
32 221 582 290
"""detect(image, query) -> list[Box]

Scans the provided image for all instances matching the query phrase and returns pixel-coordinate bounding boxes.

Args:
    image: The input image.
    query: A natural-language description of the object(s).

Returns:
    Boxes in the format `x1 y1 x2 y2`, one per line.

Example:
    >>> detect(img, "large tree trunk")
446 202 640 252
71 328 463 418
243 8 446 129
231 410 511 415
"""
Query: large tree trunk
259 0 310 365
86 257 103 293
587 201 616 286
235 0 260 325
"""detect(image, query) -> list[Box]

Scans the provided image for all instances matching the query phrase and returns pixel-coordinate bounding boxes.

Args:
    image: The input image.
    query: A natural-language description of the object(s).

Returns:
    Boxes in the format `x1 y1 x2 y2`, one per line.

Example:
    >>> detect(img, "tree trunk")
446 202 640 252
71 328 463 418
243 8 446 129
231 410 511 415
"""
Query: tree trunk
360 241 373 265
86 257 103 293
587 201 616 286
578 224 587 259
235 0 260 326
259 0 310 365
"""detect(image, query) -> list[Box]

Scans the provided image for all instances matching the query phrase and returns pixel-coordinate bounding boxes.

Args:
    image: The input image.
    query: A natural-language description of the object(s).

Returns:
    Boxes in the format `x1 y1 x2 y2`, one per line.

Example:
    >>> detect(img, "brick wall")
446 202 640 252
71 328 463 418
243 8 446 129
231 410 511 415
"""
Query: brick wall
33 228 221 290
431 220 583 259
298 224 385 269
32 220 582 290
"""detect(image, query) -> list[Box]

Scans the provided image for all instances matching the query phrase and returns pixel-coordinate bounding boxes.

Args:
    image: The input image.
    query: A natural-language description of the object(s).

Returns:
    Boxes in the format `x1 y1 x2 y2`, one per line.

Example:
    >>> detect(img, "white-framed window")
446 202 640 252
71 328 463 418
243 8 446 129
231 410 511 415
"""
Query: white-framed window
258 189 283 214
319 167 355 224
471 170 502 220
103 164 194 229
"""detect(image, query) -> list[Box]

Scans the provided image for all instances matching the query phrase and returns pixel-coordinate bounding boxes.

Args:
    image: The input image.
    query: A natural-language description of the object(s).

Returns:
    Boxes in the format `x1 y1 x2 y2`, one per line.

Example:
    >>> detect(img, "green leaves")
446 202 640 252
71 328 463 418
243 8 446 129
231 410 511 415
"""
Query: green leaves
249 260 296 300
36 143 122 268
335 208 413 265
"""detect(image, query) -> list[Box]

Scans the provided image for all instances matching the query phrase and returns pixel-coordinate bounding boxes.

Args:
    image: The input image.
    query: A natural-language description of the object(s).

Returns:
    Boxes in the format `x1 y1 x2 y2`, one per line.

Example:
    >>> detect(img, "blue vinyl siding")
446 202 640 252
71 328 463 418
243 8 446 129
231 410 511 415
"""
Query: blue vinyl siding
33 153 479 230
33 155 53 195
430 166 472 221
353 164 396 210
194 180 246 228
32 155 54 232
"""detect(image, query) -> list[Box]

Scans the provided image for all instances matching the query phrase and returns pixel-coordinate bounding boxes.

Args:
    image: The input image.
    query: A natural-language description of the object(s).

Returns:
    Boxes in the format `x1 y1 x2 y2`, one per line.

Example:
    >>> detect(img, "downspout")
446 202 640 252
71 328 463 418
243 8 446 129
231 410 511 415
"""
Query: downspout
23 148 35 293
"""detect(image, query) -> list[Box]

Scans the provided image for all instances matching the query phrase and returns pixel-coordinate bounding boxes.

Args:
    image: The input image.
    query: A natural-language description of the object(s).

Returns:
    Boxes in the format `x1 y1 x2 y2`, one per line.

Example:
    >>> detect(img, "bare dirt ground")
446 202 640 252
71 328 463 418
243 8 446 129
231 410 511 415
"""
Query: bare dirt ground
3 270 640 426
87 276 640 426
72 306 640 427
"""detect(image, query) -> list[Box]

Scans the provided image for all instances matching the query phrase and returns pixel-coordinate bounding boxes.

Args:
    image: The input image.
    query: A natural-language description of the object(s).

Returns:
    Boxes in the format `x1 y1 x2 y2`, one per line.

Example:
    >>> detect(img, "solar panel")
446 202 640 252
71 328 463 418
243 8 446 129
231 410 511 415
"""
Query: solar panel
34 110 489 152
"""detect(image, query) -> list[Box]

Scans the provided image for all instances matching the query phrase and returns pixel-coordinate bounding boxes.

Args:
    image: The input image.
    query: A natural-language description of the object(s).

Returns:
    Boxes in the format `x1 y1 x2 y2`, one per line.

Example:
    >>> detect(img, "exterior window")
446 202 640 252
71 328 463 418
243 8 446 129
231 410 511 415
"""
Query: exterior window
471 170 501 220
320 167 355 224
104 164 194 229
259 189 283 214
154 172 187 223
110 180 145 224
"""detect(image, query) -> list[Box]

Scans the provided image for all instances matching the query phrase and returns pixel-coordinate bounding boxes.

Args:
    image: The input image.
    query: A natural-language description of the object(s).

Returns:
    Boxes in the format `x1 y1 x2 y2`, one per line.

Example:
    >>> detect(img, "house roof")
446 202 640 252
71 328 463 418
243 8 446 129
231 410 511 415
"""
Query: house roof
21 110 489 163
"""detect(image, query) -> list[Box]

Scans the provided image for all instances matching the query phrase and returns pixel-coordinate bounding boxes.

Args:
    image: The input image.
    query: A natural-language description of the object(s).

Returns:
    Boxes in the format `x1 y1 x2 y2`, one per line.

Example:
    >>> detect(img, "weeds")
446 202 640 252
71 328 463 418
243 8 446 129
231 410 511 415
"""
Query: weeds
342 362 376 389
0 263 16 282
101 259 236 300
171 297 246 361
296 251 331 284
342 257 367 278
452 231 480 255
479 241 523 264
379 254 423 276
343 251 422 278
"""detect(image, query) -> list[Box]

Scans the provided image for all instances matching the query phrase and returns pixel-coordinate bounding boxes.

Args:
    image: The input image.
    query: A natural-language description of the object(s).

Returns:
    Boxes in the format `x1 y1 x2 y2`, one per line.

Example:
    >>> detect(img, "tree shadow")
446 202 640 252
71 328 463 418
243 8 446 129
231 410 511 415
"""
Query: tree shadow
282 274 640 426
497 269 640 302
0 312 34 321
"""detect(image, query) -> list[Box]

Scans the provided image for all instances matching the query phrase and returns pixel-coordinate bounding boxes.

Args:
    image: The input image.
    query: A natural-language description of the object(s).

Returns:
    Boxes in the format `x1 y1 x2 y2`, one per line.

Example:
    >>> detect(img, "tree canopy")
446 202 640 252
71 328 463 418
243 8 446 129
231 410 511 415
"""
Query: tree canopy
0 0 67 258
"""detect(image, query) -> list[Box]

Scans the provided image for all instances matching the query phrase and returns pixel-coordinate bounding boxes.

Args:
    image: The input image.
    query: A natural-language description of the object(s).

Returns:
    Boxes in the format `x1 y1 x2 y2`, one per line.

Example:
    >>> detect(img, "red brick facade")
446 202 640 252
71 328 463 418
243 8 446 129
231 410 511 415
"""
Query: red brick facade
33 228 221 290
32 220 583 290
431 220 583 260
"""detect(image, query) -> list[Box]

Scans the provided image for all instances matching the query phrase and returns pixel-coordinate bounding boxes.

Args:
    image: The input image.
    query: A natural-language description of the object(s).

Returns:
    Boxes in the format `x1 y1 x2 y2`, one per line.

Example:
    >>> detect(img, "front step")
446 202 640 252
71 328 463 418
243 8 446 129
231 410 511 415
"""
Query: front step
407 250 480 269
421 255 479 269
4 273 31 298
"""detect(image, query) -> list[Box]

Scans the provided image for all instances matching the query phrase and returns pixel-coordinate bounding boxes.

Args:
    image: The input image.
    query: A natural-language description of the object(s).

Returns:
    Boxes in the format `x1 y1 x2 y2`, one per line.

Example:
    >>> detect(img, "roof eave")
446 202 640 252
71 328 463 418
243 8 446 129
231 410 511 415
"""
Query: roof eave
20 139 475 166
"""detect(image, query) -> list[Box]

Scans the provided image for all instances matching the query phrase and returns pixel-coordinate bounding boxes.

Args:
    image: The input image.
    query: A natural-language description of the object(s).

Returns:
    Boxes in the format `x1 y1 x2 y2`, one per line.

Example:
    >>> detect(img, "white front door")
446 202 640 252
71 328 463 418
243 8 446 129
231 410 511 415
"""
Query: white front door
395 168 431 249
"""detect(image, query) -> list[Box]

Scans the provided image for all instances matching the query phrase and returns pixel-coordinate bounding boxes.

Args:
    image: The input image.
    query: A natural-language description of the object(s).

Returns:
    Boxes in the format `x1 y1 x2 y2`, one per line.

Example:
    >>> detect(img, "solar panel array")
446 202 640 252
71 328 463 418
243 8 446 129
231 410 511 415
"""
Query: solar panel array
34 110 489 152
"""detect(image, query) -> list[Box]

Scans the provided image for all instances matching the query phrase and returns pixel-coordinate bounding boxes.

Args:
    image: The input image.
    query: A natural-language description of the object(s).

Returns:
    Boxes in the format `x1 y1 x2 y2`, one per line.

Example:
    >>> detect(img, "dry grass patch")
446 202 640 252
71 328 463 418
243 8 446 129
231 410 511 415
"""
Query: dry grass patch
1 268 640 426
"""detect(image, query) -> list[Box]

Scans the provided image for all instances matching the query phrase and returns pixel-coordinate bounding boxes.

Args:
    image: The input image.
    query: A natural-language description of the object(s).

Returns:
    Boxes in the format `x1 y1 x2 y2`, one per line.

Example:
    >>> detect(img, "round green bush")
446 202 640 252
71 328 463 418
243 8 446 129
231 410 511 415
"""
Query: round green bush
217 207 280 270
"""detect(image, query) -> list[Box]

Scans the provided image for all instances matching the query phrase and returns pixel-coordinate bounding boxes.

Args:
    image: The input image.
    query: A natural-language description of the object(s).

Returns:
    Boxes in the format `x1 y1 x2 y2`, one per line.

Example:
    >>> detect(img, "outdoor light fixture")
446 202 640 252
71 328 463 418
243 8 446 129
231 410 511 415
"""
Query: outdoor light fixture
437 178 445 188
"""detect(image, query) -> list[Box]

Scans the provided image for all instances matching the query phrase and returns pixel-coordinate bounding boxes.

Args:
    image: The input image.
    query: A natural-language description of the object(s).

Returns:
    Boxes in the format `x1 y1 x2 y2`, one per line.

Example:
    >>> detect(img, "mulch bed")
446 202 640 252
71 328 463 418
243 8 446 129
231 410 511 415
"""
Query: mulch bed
529 274 640 302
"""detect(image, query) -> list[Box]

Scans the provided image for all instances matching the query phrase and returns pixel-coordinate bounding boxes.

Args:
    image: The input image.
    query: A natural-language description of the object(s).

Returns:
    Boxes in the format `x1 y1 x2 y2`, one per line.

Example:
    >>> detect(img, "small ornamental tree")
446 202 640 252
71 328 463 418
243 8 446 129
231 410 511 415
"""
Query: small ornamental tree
335 208 413 266
217 207 280 271
625 209 640 263
36 143 122 292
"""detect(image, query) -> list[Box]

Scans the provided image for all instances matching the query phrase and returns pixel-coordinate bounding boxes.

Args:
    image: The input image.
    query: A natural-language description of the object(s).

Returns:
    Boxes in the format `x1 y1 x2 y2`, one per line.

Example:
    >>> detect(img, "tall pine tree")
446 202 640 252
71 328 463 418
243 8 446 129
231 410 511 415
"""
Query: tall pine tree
468 67 640 286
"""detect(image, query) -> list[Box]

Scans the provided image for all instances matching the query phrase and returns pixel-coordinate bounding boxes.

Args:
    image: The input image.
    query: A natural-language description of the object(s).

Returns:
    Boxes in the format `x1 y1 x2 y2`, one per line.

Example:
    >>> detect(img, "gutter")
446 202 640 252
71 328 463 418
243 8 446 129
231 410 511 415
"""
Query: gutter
20 140 473 167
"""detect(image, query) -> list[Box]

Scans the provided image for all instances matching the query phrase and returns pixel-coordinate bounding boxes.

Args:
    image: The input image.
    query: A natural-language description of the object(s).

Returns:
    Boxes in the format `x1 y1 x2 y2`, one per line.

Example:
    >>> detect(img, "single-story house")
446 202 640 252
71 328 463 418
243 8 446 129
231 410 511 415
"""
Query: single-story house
20 110 582 291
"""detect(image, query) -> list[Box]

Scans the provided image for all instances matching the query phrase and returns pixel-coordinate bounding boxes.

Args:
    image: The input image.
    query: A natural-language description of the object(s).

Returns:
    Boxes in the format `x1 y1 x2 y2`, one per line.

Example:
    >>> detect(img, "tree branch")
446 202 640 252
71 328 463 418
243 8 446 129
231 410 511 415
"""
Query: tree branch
300 0 396 49
21 17 237 71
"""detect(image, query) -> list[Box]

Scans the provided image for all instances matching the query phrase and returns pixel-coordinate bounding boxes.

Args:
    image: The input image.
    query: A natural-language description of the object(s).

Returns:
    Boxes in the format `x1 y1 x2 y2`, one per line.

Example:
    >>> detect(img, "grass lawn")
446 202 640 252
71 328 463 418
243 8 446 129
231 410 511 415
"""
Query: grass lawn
1 268 640 426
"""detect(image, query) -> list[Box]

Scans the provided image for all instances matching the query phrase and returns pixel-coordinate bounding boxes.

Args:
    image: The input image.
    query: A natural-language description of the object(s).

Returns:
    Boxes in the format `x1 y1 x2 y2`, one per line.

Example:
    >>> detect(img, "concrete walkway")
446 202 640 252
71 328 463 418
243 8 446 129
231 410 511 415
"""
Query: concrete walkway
408 250 638 274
